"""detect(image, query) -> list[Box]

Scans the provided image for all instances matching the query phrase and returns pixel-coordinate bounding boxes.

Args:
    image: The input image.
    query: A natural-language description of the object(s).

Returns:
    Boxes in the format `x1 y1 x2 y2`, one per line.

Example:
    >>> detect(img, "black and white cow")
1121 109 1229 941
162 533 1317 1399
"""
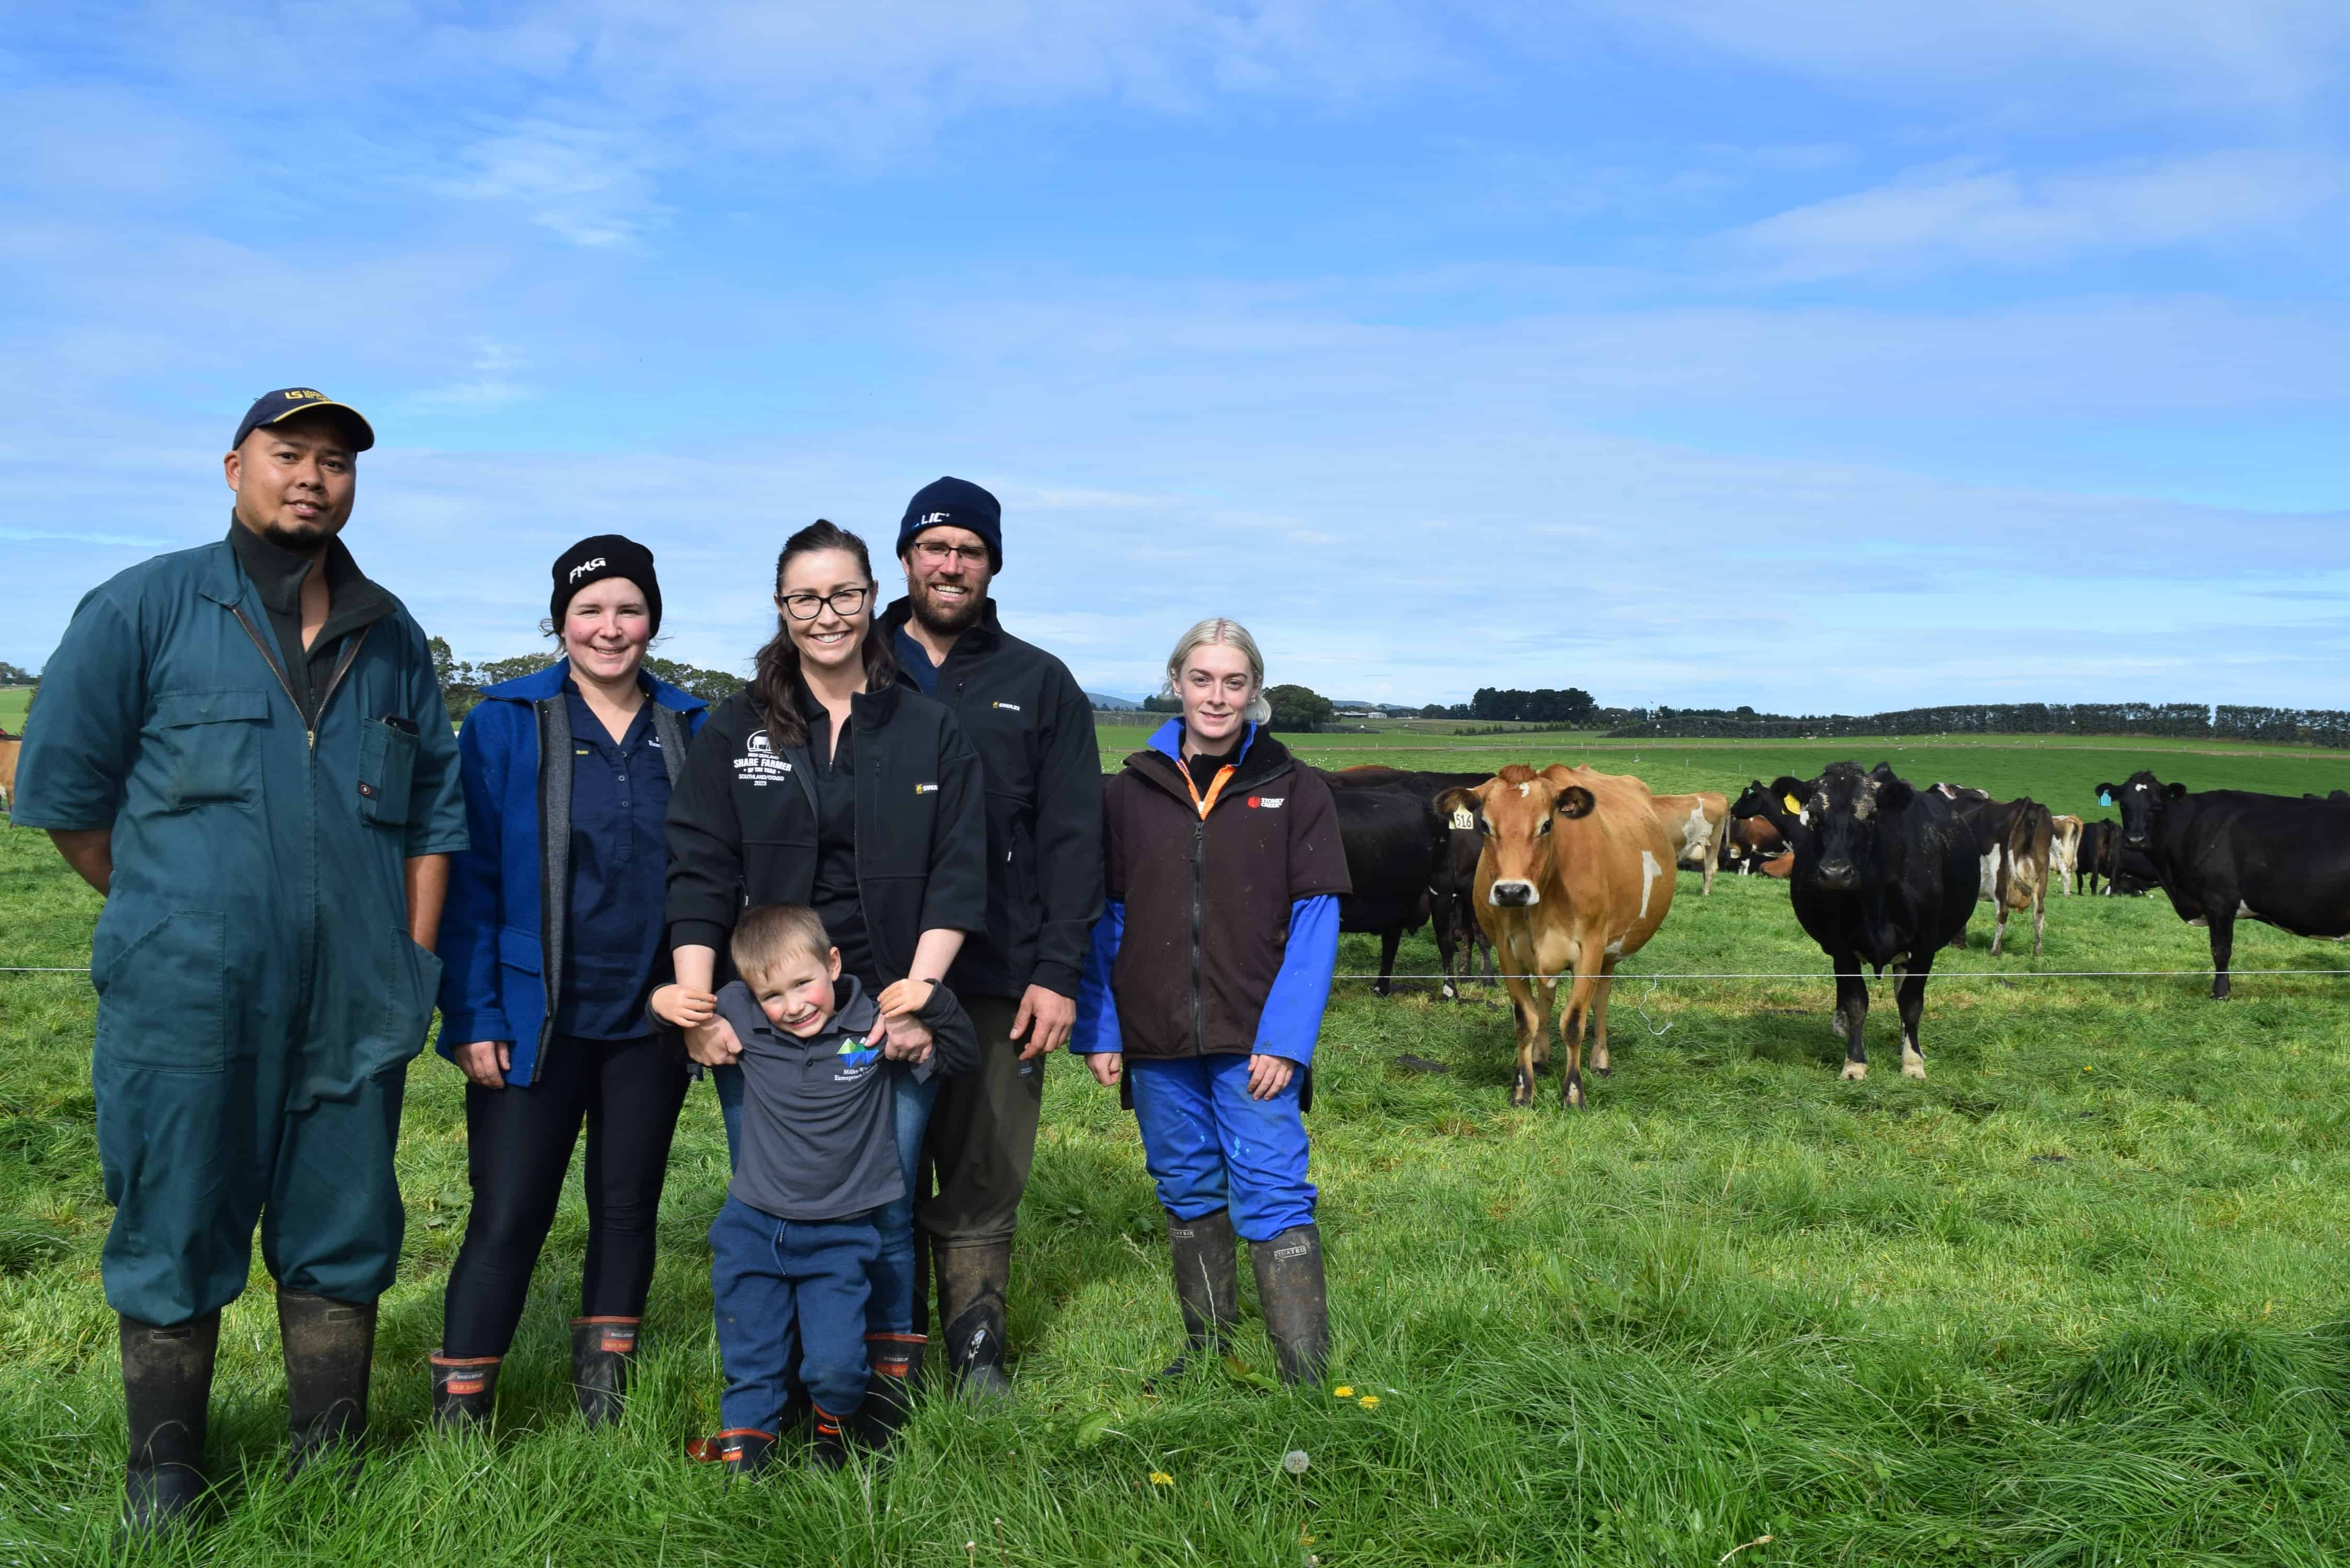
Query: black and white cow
1928 785 2054 958
2095 770 2350 999
1768 762 1978 1081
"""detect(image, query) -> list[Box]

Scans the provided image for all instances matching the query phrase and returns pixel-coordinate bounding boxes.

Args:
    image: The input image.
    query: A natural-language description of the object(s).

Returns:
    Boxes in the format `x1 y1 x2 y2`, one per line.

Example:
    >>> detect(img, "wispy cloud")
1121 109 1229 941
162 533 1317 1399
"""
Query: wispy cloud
1731 152 2350 280
433 120 666 247
410 342 536 412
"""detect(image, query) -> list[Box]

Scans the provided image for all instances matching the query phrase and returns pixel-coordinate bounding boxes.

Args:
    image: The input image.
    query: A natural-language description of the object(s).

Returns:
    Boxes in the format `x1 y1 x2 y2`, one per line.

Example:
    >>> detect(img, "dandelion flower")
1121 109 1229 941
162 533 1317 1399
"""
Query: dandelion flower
1283 1450 1310 1475
1357 1395 1380 1410
1149 1471 1173 1487
1331 1386 1353 1398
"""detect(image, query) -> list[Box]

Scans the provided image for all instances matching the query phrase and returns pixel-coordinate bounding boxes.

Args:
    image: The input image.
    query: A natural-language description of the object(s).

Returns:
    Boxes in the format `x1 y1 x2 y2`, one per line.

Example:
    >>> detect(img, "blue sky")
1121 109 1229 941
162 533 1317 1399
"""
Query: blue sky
5 2 2347 711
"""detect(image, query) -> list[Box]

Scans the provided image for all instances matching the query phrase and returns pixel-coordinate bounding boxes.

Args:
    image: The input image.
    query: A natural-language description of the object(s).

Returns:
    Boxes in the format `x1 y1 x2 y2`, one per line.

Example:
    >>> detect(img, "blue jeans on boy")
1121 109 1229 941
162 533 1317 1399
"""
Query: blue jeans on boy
1125 1054 1316 1242
714 1062 936 1333
709 1195 879 1431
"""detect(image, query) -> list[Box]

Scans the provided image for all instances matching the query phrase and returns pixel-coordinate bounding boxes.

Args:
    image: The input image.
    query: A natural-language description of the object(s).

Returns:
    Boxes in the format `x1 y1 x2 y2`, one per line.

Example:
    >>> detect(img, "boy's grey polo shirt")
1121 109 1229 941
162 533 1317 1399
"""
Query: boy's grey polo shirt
716 976 931 1223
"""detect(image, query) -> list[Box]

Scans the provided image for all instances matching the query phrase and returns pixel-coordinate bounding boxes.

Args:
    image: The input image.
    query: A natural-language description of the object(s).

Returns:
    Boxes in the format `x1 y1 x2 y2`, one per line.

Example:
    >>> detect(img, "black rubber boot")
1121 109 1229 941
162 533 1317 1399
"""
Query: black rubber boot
717 1428 776 1479
934 1242 1012 1402
429 1353 502 1432
120 1311 217 1540
1151 1208 1238 1387
1248 1224 1330 1387
279 1290 376 1480
570 1317 639 1427
810 1406 853 1471
852 1332 926 1449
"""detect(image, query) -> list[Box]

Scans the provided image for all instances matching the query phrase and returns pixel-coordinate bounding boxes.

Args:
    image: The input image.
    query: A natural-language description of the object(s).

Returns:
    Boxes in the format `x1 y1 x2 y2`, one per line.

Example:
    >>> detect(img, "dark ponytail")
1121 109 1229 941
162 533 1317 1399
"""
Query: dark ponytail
748 520 897 752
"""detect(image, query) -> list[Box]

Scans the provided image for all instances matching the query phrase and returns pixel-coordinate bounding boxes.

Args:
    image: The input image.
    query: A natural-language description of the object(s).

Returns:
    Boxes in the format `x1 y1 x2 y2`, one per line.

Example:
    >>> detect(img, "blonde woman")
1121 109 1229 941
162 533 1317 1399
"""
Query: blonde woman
1071 619 1351 1383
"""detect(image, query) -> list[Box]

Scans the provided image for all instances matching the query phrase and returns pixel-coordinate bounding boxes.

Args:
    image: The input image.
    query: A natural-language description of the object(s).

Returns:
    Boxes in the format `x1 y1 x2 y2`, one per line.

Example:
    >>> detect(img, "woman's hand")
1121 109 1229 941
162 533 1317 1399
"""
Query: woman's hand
652 983 716 1029
874 977 936 1018
1246 1054 1296 1100
454 1040 511 1089
684 1016 743 1067
879 1010 934 1064
1086 1052 1123 1089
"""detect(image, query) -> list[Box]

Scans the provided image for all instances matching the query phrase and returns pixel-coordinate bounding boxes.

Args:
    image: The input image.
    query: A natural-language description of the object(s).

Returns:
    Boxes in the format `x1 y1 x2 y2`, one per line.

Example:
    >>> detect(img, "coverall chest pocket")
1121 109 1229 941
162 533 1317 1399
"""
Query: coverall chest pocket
356 718 418 826
153 688 270 810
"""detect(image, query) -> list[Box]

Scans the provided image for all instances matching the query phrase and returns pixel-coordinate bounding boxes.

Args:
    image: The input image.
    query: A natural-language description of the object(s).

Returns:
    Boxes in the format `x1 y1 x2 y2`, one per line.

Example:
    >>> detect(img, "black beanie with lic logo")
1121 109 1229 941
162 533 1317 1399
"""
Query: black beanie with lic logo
551 534 662 636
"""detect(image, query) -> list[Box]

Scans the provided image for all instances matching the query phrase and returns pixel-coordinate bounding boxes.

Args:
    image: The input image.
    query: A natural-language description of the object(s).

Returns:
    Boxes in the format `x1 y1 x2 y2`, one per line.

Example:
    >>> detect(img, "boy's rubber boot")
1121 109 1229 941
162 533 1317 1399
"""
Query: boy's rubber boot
1248 1224 1330 1387
120 1311 218 1540
853 1333 927 1448
279 1290 376 1481
570 1316 640 1427
811 1406 853 1471
934 1241 1012 1402
1151 1208 1239 1388
717 1428 776 1479
428 1353 502 1432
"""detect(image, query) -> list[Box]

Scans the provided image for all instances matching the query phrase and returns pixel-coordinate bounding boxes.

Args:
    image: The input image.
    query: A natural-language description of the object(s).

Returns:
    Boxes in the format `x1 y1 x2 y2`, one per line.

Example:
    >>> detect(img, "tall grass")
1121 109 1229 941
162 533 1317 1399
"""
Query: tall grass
4 739 2348 1564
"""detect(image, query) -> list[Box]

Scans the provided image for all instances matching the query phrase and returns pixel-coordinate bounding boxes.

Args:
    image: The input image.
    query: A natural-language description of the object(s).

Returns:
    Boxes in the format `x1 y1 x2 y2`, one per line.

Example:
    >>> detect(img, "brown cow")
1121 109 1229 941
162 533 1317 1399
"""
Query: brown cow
1566 764 1726 895
1461 763 1677 1110
2048 813 2084 895
0 724 18 816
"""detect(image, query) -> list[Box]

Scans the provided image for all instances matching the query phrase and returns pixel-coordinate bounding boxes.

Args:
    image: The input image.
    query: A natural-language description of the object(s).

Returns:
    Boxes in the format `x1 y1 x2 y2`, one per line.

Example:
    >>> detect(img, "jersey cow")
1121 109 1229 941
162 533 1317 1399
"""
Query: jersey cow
2096 770 2350 999
1565 766 1727 895
1465 764 1676 1110
1770 762 1977 1081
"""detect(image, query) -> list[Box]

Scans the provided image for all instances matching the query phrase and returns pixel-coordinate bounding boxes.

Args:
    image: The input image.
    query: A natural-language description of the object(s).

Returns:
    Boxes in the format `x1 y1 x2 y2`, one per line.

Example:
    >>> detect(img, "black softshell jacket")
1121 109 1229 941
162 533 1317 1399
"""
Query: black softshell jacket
665 681 987 987
880 597 1105 1000
1100 730 1351 1061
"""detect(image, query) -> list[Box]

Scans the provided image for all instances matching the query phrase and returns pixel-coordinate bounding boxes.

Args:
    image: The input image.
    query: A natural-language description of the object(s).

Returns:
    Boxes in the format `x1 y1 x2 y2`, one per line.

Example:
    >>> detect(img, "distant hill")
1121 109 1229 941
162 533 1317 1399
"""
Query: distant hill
1087 691 1143 710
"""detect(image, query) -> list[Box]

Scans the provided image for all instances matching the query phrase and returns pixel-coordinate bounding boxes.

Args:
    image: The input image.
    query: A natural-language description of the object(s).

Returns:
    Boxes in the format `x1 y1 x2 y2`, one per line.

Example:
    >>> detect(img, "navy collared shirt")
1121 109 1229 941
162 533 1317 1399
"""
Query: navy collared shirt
555 681 673 1039
893 627 942 697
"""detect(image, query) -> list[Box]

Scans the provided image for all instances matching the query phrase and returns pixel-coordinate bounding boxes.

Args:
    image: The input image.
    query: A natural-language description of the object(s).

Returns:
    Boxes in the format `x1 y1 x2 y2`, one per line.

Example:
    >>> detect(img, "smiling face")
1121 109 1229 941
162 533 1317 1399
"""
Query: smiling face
224 412 358 550
747 943 843 1037
902 524 994 637
563 578 653 685
1178 642 1257 753
777 547 875 679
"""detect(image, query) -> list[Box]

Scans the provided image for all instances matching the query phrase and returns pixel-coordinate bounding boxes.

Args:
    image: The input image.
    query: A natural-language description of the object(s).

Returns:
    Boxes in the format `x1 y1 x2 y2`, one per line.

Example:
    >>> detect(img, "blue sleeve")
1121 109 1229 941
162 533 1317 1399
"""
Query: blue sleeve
9 587 144 831
403 625 469 857
434 708 510 1050
1252 894 1338 1066
1069 899 1124 1054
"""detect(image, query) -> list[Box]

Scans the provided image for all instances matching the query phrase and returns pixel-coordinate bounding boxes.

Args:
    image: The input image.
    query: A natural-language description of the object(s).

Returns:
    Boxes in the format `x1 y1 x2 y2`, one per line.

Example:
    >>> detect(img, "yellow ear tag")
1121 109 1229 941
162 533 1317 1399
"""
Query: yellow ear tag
1782 793 1802 815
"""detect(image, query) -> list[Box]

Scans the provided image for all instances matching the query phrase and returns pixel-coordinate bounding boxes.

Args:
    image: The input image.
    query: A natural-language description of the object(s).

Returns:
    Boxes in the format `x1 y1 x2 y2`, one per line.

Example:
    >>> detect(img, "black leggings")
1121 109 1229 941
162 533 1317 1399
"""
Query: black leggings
440 1033 691 1358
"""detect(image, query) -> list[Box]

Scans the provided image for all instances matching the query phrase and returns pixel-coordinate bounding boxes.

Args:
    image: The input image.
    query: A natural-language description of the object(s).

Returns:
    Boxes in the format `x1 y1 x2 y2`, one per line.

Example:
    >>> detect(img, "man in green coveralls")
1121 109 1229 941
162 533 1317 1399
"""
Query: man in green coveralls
11 388 467 1534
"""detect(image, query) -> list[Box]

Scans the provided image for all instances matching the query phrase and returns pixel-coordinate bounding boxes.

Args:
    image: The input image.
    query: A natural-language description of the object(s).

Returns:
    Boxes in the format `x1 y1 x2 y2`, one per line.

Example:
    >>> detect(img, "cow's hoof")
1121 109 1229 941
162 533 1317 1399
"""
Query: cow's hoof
1902 1060 1927 1081
1839 1061 1867 1082
1563 1075 1584 1110
1593 1063 1612 1078
1510 1071 1534 1108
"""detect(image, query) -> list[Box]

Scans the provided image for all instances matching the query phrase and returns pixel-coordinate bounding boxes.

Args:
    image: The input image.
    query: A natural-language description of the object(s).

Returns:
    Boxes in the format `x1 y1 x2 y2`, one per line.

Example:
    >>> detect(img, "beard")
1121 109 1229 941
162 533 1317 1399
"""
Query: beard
909 579 987 636
259 518 335 552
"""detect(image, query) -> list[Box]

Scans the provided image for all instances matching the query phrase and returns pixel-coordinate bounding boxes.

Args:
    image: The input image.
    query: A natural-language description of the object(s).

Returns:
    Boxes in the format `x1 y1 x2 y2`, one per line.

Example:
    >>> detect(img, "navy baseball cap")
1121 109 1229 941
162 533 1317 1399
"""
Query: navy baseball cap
231 387 375 453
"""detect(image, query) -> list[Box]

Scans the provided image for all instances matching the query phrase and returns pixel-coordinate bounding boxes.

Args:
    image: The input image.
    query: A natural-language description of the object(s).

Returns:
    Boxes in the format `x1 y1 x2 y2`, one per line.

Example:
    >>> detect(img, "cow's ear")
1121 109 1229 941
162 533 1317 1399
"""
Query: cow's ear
1880 779 1915 810
1767 775 1807 809
1555 786 1596 819
2092 782 2116 806
2165 781 2188 800
1435 788 1479 831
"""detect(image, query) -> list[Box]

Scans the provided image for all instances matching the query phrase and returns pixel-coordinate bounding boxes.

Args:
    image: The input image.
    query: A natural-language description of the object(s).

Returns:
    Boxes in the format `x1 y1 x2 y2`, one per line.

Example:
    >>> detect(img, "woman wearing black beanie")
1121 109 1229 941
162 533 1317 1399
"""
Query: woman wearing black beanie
427 534 709 1429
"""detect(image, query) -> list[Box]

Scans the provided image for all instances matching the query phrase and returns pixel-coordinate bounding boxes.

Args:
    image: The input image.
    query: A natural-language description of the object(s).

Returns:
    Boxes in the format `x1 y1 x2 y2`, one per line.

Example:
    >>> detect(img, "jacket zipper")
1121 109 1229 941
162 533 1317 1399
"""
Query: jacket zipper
229 605 372 750
1190 815 1206 1056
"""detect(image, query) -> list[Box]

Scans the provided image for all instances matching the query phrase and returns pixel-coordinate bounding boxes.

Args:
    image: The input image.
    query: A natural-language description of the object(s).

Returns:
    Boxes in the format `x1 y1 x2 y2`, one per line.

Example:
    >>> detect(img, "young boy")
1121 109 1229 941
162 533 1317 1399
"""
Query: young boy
695 905 976 1474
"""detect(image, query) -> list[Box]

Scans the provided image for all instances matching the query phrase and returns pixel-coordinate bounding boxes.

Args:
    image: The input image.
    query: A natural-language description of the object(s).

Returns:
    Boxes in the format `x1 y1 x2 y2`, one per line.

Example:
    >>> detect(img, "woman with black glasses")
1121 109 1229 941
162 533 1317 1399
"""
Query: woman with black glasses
659 519 986 1446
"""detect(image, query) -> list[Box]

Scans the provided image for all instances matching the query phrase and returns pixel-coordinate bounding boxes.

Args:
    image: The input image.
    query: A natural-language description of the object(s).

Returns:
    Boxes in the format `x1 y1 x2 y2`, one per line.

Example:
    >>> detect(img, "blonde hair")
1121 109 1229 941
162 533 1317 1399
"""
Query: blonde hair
1162 617 1272 725
731 904 832 979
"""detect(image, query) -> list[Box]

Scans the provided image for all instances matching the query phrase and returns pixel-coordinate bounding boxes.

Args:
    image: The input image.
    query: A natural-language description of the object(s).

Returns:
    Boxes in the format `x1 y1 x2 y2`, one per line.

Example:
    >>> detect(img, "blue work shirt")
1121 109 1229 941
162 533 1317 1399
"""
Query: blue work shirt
893 627 942 697
554 682 673 1040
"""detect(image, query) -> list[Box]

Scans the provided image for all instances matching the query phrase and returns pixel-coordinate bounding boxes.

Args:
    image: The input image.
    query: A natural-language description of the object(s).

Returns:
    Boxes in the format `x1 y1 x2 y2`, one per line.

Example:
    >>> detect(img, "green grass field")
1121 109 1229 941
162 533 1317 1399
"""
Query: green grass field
4 733 2349 1564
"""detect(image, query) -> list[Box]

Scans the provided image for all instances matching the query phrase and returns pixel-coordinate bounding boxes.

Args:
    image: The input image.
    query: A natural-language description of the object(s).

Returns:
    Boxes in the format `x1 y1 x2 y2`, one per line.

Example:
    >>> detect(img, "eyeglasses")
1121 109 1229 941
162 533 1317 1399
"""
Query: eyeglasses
911 539 989 568
778 585 872 620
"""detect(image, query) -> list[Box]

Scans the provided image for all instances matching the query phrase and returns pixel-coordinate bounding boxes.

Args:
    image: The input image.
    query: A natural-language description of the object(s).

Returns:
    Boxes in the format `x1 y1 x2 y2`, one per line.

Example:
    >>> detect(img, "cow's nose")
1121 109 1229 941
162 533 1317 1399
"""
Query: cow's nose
1814 859 1857 891
2123 833 2148 849
1489 881 1536 907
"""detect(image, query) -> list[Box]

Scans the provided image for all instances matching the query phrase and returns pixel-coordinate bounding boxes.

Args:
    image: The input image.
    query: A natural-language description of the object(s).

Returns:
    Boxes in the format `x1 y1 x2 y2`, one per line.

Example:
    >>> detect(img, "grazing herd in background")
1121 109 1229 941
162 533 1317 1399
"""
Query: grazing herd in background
1323 756 2350 1108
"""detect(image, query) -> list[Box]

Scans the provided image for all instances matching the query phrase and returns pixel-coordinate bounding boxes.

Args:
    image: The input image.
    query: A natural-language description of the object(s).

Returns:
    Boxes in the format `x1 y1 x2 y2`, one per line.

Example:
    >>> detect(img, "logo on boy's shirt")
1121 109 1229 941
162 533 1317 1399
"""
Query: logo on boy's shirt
832 1034 881 1078
734 729 792 786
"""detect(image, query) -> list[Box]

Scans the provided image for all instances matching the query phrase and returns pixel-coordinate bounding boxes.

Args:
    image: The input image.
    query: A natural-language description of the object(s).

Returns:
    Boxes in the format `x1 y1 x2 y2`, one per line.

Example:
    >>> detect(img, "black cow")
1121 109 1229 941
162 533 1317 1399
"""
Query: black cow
1428 787 1499 997
2095 770 2350 999
1769 762 1978 1081
1327 767 1495 999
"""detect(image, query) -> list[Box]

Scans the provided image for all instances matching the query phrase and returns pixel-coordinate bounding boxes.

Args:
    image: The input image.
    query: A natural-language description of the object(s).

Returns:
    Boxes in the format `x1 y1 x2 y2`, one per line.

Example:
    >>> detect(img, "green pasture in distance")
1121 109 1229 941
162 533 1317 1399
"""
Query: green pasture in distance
4 734 2350 1563
0 687 30 730
1098 723 2350 805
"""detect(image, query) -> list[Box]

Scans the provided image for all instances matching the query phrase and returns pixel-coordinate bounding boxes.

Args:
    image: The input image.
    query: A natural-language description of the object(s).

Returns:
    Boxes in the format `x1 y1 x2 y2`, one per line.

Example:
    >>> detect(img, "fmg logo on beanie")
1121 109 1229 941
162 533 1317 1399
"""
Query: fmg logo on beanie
568 557 607 583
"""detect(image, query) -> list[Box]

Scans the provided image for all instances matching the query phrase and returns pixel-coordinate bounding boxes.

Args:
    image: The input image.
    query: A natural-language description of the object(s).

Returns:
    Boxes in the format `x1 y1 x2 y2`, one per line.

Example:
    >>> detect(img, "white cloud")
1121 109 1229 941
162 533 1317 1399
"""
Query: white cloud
1732 152 2350 279
434 120 666 247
